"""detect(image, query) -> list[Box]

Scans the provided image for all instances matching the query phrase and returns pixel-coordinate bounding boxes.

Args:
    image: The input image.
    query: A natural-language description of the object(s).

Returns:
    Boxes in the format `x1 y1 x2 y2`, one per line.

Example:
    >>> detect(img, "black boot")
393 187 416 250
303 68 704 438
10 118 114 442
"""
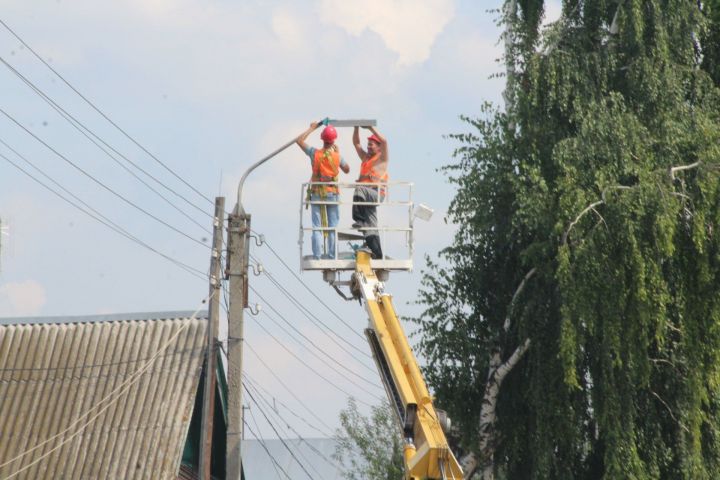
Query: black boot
365 235 383 259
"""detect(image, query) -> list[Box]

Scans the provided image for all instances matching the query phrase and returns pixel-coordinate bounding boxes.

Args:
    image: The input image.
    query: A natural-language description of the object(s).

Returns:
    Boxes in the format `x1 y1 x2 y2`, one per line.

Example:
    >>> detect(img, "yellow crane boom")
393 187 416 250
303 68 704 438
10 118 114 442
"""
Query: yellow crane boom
352 250 463 480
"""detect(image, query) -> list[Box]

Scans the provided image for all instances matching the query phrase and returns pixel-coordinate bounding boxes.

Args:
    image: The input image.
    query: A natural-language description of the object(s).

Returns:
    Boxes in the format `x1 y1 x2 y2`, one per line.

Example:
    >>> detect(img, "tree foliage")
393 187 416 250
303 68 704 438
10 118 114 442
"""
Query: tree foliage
333 398 404 480
413 1 720 478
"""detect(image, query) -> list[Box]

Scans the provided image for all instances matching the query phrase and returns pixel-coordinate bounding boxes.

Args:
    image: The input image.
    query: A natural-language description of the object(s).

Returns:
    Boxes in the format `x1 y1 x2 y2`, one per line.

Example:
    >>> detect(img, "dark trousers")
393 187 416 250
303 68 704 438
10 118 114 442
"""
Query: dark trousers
352 185 383 259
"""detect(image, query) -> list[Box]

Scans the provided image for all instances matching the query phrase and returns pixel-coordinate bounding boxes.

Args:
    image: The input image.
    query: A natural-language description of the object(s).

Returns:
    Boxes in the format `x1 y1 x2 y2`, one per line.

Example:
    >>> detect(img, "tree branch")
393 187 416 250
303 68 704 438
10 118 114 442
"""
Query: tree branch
495 339 531 382
503 268 537 331
670 161 700 180
650 390 689 433
562 185 635 246
562 200 604 245
649 357 676 368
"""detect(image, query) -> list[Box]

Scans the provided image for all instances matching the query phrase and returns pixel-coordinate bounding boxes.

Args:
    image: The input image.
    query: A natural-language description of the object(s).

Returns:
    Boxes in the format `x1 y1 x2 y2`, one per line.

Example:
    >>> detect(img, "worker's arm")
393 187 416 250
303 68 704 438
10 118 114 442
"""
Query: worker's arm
366 126 388 156
296 122 318 153
366 126 388 170
353 126 367 160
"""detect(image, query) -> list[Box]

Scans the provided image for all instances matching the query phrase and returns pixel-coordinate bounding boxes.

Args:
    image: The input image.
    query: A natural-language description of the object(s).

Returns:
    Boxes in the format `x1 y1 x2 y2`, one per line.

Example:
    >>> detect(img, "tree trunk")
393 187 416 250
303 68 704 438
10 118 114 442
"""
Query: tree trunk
478 340 530 480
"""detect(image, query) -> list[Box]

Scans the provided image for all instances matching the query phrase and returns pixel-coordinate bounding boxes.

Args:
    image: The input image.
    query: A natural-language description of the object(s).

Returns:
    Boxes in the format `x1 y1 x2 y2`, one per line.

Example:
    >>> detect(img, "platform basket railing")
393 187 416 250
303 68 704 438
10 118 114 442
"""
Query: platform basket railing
298 181 414 270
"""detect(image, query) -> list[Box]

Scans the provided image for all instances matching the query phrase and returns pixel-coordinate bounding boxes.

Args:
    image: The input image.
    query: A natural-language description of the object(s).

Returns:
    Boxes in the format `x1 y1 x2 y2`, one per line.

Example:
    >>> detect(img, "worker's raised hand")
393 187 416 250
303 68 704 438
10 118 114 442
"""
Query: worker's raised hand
310 121 319 129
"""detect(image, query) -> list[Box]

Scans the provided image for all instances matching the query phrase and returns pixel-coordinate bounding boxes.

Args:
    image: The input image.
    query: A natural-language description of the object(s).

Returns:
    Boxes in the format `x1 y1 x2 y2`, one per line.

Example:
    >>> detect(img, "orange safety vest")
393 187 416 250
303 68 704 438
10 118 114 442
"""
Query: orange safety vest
357 153 388 195
311 148 340 195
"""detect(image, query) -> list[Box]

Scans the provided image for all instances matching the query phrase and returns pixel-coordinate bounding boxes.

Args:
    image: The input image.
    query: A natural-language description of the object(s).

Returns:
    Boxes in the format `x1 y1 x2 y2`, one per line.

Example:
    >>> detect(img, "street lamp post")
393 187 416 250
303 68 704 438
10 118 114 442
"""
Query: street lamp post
224 118 375 479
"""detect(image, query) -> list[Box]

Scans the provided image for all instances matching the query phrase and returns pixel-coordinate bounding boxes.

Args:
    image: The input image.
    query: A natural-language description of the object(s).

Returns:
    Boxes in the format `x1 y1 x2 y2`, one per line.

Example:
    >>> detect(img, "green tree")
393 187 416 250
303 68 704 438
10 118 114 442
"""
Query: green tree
413 1 720 479
333 398 404 480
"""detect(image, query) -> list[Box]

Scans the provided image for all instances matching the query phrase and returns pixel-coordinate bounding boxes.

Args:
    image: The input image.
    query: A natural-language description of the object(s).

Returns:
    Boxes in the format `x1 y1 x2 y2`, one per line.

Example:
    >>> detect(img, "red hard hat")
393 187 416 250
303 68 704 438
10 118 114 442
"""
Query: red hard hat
320 125 337 143
367 134 381 144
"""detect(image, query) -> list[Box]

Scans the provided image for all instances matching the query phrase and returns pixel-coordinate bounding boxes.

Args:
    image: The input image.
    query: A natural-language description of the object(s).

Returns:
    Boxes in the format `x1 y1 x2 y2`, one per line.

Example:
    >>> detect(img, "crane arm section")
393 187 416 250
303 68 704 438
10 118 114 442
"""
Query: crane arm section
352 250 463 480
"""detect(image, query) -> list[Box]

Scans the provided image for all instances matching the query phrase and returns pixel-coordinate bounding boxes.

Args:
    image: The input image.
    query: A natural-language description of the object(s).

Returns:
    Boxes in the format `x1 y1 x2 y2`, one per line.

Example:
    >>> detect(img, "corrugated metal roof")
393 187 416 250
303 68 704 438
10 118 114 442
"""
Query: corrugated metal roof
0 311 208 480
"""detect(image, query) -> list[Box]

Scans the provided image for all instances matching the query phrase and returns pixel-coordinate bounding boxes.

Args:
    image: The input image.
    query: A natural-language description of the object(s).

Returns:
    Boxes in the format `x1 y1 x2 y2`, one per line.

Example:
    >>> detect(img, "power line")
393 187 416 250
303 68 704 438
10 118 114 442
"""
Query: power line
249 285 380 387
0 17 214 207
0 55 214 227
250 261 373 363
0 147 207 280
255 235 366 340
255 305 380 391
244 376 344 472
244 341 336 435
243 373 334 438
0 106 210 250
243 383 316 480
243 380 328 480
246 313 381 406
243 418 291 480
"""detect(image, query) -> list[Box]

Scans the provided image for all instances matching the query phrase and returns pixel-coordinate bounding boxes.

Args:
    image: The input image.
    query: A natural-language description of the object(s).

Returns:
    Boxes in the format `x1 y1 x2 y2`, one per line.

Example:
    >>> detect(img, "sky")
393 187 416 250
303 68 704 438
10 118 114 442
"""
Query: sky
0 0 561 442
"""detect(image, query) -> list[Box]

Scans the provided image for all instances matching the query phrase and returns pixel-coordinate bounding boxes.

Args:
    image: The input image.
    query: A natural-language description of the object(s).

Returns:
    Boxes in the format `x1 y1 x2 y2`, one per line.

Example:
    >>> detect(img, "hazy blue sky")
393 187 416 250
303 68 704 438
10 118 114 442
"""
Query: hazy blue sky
0 0 560 439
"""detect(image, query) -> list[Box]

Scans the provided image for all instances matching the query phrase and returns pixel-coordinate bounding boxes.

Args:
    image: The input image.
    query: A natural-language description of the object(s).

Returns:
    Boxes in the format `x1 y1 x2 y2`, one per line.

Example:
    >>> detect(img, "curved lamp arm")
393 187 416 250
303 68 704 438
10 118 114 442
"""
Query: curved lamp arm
235 118 328 212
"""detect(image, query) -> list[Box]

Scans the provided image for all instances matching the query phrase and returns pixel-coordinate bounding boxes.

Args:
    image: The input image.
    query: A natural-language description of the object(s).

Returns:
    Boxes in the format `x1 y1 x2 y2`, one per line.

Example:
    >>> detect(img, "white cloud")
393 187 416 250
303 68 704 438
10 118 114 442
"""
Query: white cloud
318 0 455 66
271 7 308 51
0 280 46 316
433 30 503 86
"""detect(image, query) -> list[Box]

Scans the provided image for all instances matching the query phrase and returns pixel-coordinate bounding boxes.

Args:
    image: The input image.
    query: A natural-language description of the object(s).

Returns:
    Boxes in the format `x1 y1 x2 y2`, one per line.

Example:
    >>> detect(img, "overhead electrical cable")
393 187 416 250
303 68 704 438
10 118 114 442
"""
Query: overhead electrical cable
243 418 291 480
0 106 210 250
243 373 334 438
249 260 373 362
249 287 380 388
255 304 380 389
0 56 214 225
244 376 344 472
254 235 365 340
246 313 380 406
0 17 214 207
243 383 316 480
244 341 336 435
0 148 206 280
243 380 328 480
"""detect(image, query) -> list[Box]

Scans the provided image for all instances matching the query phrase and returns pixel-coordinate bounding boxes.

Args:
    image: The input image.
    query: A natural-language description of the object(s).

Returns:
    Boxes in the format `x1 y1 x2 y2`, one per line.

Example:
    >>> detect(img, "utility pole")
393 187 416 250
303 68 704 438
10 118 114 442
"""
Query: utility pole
199 197 225 480
225 206 250 480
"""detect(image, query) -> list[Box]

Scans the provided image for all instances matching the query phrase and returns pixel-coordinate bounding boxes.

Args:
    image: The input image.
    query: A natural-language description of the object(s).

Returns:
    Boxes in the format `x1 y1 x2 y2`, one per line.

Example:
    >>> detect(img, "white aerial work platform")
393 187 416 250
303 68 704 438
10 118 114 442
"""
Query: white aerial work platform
234 117 461 479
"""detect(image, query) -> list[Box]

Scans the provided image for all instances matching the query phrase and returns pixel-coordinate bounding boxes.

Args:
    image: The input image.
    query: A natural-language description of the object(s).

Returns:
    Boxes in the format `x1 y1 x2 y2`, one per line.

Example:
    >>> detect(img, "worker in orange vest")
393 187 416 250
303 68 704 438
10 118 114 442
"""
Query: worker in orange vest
296 121 350 259
351 125 388 259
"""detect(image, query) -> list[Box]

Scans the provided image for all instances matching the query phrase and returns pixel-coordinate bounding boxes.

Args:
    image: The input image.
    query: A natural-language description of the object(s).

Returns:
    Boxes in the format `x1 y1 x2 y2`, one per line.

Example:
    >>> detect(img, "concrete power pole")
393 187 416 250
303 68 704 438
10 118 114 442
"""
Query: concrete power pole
199 197 225 480
225 206 250 480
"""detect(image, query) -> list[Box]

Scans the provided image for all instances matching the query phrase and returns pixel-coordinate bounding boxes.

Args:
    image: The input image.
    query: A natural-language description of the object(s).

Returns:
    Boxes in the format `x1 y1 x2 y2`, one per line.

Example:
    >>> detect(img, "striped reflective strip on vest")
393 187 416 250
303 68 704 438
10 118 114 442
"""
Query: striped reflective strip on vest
311 149 340 194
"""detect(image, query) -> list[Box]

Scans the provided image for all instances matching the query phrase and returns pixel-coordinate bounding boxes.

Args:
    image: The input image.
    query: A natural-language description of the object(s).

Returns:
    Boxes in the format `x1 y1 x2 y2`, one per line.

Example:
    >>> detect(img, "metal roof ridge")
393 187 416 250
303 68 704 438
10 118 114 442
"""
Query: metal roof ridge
0 310 209 325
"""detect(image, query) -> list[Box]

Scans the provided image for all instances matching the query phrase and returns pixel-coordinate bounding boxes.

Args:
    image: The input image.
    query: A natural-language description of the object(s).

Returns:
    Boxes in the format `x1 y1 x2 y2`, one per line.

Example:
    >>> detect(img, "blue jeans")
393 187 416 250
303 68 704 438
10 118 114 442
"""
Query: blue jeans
311 193 339 259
